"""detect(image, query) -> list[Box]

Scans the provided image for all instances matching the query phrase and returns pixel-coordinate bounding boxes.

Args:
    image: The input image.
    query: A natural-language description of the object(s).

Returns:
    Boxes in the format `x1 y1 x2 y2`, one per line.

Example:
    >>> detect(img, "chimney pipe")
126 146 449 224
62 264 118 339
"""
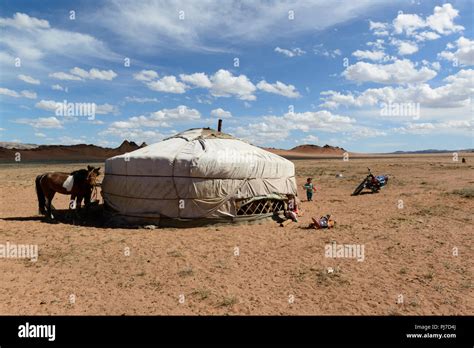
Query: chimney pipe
217 119 222 132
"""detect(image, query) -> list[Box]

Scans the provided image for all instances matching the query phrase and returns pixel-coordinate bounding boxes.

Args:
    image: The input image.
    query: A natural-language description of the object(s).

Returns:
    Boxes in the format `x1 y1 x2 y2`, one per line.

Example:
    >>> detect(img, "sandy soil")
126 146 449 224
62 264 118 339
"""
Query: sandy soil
0 154 472 315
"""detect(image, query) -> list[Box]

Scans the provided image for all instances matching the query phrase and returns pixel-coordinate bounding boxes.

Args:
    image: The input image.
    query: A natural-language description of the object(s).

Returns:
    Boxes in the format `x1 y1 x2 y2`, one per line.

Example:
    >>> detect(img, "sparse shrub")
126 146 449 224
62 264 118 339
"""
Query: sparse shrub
452 187 474 198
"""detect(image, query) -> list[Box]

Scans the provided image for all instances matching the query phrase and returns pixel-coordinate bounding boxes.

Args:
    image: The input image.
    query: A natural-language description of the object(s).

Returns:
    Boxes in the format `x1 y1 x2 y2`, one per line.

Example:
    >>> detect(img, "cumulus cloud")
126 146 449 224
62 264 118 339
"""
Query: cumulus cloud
179 72 212 88
15 116 63 128
0 12 49 30
394 120 472 134
438 37 474 66
390 39 419 55
49 67 117 81
146 76 187 94
343 59 437 84
314 45 341 58
369 21 389 36
35 99 118 115
51 84 67 92
231 109 384 145
209 69 256 101
392 4 464 39
274 47 306 57
101 106 200 142
69 67 117 80
18 74 40 85
256 80 300 98
352 50 387 62
321 69 474 109
133 70 159 82
124 96 159 103
0 87 36 99
48 72 82 81
210 108 232 118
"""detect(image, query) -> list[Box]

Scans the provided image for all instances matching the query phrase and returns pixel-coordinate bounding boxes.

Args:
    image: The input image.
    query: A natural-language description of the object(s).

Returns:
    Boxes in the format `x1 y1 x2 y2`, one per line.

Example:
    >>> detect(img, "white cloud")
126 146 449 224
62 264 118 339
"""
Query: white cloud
392 3 464 39
179 72 212 88
314 45 341 58
391 39 418 55
138 69 301 101
414 31 440 41
15 116 63 129
0 13 117 65
51 84 67 92
49 72 82 81
133 70 159 82
0 87 21 98
343 59 437 84
369 21 389 36
18 74 40 85
301 134 319 144
426 3 464 35
232 122 291 145
438 37 474 66
35 99 117 115
256 80 300 98
124 96 159 103
34 132 47 137
69 67 117 81
393 13 425 36
146 75 187 94
35 99 58 112
209 69 256 101
20 90 37 99
95 103 118 115
352 50 387 62
94 1 382 52
0 12 50 30
151 105 200 121
367 39 385 50
394 120 472 135
421 60 441 71
101 106 200 143
99 128 163 144
231 109 384 145
321 69 474 110
0 87 36 99
210 108 232 118
50 67 117 81
274 47 306 57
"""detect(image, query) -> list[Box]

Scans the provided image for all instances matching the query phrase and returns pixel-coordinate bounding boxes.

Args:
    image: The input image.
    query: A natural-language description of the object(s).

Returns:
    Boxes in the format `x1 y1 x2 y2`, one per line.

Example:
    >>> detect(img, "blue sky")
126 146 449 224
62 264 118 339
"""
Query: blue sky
0 0 472 152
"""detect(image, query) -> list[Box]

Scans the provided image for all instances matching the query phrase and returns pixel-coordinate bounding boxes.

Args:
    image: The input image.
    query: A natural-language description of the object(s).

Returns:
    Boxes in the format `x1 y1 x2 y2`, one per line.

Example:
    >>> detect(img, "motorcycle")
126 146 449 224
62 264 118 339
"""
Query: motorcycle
351 168 388 196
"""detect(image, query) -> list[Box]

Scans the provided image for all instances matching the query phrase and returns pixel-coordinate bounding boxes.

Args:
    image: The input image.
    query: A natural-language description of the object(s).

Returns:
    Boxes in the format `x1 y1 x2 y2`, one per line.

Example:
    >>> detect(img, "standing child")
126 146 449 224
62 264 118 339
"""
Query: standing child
303 178 316 201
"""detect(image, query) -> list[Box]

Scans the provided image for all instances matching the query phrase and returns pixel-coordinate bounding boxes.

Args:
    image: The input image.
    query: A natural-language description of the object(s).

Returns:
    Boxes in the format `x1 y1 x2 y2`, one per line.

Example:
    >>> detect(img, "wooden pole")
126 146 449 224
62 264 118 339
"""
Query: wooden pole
217 119 222 132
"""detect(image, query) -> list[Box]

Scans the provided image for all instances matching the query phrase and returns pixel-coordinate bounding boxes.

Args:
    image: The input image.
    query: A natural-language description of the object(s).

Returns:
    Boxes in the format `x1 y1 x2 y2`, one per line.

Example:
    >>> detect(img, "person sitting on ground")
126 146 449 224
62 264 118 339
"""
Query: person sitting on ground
303 178 316 201
284 194 299 222
309 214 335 229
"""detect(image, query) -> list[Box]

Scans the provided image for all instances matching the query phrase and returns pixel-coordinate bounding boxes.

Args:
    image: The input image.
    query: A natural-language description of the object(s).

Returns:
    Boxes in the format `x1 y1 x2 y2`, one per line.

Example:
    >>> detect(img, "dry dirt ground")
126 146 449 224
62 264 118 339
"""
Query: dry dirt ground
0 154 472 315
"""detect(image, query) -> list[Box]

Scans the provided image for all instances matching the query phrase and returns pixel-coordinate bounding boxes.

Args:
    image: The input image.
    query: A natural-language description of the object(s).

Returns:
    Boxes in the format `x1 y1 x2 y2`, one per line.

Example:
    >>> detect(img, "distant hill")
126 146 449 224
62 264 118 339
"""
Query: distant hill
0 140 145 162
390 149 474 154
264 143 347 158
0 142 39 150
290 144 346 154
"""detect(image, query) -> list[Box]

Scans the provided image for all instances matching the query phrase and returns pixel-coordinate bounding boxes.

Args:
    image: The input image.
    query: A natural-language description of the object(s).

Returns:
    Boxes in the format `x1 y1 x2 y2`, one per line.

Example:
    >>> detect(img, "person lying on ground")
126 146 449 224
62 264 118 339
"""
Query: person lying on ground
309 215 336 229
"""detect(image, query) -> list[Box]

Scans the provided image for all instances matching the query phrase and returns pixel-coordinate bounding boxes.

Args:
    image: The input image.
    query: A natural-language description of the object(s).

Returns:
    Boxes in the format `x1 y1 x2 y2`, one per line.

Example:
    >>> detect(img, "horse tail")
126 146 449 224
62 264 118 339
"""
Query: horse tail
36 174 46 215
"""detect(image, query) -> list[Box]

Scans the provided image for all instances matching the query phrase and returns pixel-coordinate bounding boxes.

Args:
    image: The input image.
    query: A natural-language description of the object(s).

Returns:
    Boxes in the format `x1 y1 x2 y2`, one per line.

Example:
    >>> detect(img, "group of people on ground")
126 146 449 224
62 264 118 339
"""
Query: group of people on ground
284 177 335 229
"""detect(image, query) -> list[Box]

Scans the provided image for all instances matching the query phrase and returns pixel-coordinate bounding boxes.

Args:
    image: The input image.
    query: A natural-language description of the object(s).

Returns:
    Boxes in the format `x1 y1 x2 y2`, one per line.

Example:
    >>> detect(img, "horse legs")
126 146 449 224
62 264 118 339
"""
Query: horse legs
76 194 84 216
45 191 56 220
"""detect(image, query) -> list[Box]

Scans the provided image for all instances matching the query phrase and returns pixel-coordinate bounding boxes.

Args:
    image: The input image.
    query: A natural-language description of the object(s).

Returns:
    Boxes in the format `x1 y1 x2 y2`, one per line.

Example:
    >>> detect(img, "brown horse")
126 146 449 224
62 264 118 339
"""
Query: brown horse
35 165 100 220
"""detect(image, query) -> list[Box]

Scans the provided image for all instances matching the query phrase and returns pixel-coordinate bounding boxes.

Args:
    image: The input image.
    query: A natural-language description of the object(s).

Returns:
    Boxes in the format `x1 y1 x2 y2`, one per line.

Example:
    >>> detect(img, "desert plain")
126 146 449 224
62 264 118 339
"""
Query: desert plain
0 153 472 315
